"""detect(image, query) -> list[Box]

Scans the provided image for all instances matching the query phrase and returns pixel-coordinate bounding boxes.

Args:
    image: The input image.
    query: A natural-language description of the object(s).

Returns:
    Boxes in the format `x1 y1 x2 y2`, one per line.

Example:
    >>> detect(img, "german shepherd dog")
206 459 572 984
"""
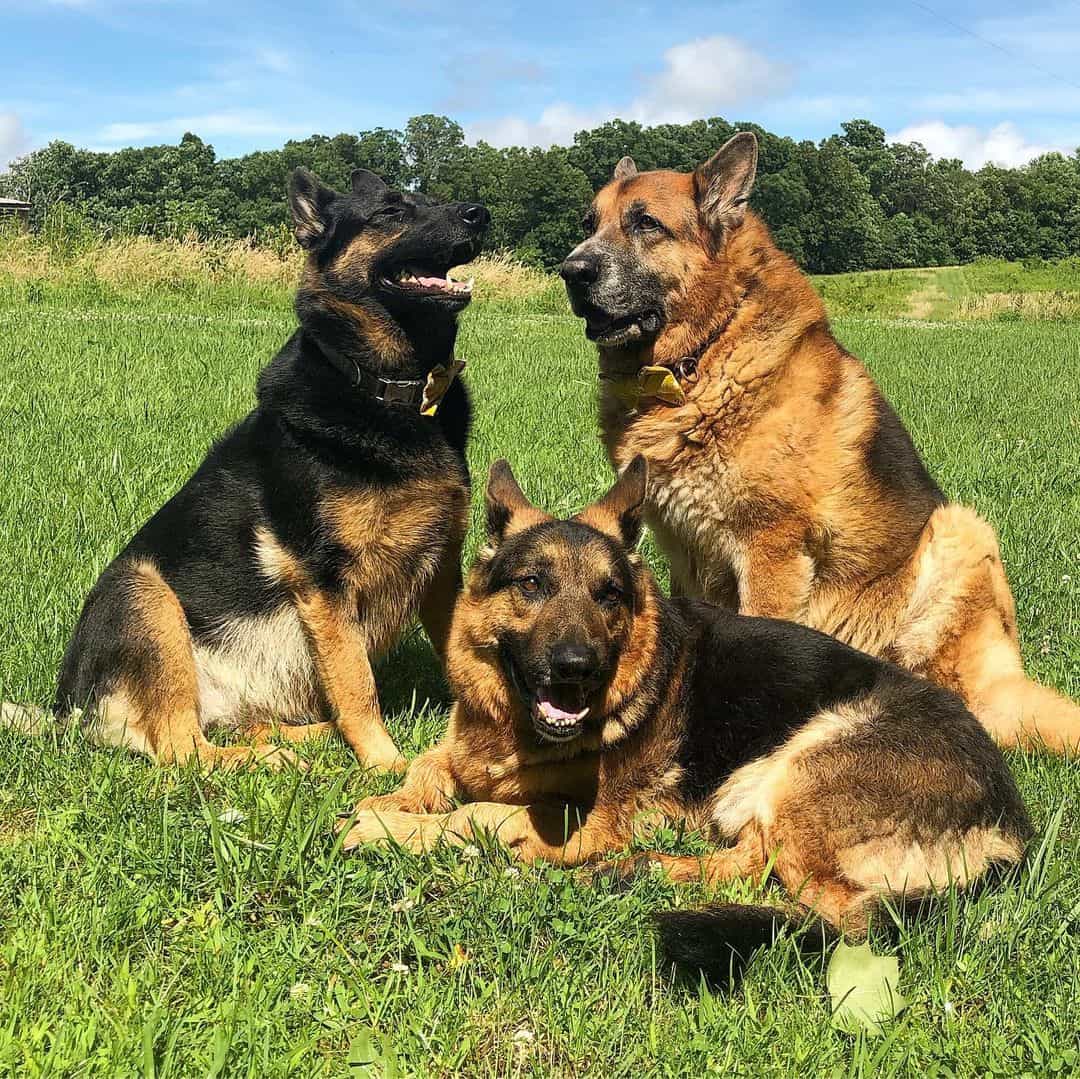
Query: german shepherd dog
560 132 1080 753
338 459 1030 967
2 168 489 771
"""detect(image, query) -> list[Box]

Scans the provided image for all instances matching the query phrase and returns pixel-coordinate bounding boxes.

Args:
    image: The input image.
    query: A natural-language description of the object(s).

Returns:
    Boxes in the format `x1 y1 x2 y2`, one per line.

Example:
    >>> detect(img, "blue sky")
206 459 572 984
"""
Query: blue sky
3 0 1079 171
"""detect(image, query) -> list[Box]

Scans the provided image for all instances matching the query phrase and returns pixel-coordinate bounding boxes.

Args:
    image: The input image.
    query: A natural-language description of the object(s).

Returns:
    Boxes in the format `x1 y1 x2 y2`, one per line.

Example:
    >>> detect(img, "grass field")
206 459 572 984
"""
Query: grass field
0 246 1078 1076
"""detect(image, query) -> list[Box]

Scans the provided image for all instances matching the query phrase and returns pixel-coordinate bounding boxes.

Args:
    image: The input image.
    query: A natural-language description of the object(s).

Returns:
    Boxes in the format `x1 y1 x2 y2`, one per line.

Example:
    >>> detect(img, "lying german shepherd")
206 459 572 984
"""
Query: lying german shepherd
2 169 489 771
560 132 1080 753
339 459 1030 966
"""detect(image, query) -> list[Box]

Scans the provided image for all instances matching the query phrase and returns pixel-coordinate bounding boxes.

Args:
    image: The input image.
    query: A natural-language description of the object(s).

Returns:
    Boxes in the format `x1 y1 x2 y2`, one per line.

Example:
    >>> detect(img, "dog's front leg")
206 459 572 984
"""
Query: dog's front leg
340 801 625 865
739 523 815 621
295 588 405 772
418 537 463 661
351 741 459 815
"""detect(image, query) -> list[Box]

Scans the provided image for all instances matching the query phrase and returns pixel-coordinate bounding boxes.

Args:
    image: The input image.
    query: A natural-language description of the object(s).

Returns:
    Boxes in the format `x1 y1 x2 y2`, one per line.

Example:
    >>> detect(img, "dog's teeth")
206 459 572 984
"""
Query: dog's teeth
465 277 474 290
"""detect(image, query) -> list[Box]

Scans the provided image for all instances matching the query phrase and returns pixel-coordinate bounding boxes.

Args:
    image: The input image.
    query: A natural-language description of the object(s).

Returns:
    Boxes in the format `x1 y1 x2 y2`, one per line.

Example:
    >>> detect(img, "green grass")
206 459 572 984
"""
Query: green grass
1 265 1079 1076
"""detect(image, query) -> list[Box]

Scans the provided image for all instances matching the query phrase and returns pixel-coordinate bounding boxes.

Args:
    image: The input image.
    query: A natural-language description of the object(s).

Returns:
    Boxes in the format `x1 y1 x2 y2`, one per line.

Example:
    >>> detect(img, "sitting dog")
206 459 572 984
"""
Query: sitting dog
339 459 1030 963
559 132 1079 753
3 168 489 771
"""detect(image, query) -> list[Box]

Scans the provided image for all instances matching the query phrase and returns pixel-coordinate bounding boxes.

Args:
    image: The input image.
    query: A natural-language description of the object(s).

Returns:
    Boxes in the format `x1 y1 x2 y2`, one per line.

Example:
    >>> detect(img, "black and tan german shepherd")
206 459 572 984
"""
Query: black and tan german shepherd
2 168 489 771
339 458 1030 976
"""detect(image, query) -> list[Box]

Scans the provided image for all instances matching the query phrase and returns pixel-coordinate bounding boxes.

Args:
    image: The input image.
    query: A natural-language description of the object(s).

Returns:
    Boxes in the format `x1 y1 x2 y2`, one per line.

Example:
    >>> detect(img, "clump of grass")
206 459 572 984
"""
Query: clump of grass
468 251 550 300
957 290 1080 322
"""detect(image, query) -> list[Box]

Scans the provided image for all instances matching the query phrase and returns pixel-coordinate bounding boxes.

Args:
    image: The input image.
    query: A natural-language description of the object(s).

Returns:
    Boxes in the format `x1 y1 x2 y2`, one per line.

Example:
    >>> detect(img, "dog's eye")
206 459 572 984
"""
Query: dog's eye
582 211 597 235
599 582 624 606
637 214 662 233
517 576 541 597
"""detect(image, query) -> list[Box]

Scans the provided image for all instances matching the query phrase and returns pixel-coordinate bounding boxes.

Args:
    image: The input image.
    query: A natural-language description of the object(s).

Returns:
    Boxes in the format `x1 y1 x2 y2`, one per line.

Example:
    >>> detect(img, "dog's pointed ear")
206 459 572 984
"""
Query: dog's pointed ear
486 460 547 543
578 456 648 549
351 168 389 198
288 168 337 250
694 131 757 234
613 156 638 181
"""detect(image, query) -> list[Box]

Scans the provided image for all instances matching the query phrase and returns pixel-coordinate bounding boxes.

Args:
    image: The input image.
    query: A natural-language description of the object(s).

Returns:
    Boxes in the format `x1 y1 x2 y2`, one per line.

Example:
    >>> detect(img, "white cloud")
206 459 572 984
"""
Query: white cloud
469 104 608 149
628 35 792 125
0 112 31 170
888 120 1067 168
467 34 790 148
96 110 295 144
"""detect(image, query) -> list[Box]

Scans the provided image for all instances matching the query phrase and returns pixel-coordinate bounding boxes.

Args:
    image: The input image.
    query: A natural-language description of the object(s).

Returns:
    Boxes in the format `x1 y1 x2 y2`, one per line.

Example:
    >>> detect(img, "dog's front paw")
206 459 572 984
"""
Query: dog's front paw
353 790 449 815
336 809 433 852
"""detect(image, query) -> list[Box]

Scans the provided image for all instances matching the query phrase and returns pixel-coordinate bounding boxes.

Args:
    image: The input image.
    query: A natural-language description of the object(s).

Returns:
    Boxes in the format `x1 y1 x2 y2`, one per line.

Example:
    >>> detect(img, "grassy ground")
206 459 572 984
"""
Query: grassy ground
0 247 1078 1076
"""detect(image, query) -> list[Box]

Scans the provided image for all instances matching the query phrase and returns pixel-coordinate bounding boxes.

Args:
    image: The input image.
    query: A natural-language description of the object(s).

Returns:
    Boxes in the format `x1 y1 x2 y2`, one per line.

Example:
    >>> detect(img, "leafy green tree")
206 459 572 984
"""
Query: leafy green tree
404 115 466 196
5 114 1079 271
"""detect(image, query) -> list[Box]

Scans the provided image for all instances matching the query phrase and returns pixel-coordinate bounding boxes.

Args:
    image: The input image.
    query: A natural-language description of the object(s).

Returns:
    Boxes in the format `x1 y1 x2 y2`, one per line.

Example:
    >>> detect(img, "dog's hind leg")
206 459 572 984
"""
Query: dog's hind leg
93 561 302 770
947 601 1080 753
618 834 766 885
958 618 1080 752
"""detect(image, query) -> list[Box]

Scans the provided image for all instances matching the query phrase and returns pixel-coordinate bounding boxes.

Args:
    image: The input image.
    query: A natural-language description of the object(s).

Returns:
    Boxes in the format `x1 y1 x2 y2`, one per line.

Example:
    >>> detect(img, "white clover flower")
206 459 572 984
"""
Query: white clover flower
512 1026 535 1044
289 982 311 999
461 844 481 860
390 897 416 913
218 808 246 825
389 961 410 974
502 867 521 879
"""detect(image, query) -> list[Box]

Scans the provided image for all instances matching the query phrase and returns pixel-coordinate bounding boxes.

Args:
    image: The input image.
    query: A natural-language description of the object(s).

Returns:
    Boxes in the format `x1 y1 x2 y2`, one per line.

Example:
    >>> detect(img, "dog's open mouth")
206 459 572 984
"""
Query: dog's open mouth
381 265 475 300
585 308 663 347
503 650 591 743
533 685 590 743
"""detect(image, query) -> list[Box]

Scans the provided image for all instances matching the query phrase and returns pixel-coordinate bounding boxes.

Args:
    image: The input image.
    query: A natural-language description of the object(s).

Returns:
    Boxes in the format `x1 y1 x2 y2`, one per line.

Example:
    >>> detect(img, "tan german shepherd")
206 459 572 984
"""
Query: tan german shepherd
338 460 1030 979
559 132 1079 753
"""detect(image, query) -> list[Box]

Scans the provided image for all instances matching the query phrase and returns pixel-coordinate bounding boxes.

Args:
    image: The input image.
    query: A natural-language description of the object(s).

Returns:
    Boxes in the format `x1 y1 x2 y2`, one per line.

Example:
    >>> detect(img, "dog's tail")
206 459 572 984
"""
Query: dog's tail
655 904 836 988
972 674 1080 755
0 702 59 738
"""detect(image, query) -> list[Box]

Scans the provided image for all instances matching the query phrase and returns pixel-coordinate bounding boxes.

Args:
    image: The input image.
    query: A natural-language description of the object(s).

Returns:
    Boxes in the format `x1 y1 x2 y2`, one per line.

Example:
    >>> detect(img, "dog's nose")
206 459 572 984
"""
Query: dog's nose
560 253 600 287
460 203 490 230
549 644 600 683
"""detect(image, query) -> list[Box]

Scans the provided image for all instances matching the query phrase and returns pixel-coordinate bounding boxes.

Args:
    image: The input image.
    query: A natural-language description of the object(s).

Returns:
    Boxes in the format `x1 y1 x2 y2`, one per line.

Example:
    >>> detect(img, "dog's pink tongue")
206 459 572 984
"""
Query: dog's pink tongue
537 699 589 722
416 275 447 288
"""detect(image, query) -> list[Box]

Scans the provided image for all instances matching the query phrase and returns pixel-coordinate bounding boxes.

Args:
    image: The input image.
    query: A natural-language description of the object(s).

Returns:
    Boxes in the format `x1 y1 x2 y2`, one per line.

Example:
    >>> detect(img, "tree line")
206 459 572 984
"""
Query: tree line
3 114 1079 274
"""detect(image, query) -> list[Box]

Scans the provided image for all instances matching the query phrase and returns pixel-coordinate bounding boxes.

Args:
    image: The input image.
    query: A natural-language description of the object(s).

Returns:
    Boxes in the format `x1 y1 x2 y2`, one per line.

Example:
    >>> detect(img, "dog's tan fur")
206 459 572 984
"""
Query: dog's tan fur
572 134 1079 753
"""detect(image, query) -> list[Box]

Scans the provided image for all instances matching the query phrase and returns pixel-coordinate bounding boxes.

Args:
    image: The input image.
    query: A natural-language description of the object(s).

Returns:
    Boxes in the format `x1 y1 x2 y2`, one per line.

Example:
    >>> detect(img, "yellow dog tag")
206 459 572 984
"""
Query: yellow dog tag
421 359 466 416
607 365 686 409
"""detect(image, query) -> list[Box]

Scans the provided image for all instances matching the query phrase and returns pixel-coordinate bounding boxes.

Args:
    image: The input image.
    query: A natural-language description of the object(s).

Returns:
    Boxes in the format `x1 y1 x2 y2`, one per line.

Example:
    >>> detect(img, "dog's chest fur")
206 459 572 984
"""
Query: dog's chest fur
319 474 469 651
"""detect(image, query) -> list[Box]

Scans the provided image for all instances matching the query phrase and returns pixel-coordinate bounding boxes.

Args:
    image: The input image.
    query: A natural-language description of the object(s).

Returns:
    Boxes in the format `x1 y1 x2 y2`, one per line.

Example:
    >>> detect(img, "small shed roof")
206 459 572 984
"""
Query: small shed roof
0 197 31 209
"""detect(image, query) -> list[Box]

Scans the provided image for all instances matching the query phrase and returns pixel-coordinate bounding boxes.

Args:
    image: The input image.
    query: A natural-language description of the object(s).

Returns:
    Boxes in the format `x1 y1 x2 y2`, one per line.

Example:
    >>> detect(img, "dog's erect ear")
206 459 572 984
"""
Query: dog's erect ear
694 131 757 234
613 156 638 181
578 455 648 549
351 168 389 198
486 460 548 543
288 168 338 250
